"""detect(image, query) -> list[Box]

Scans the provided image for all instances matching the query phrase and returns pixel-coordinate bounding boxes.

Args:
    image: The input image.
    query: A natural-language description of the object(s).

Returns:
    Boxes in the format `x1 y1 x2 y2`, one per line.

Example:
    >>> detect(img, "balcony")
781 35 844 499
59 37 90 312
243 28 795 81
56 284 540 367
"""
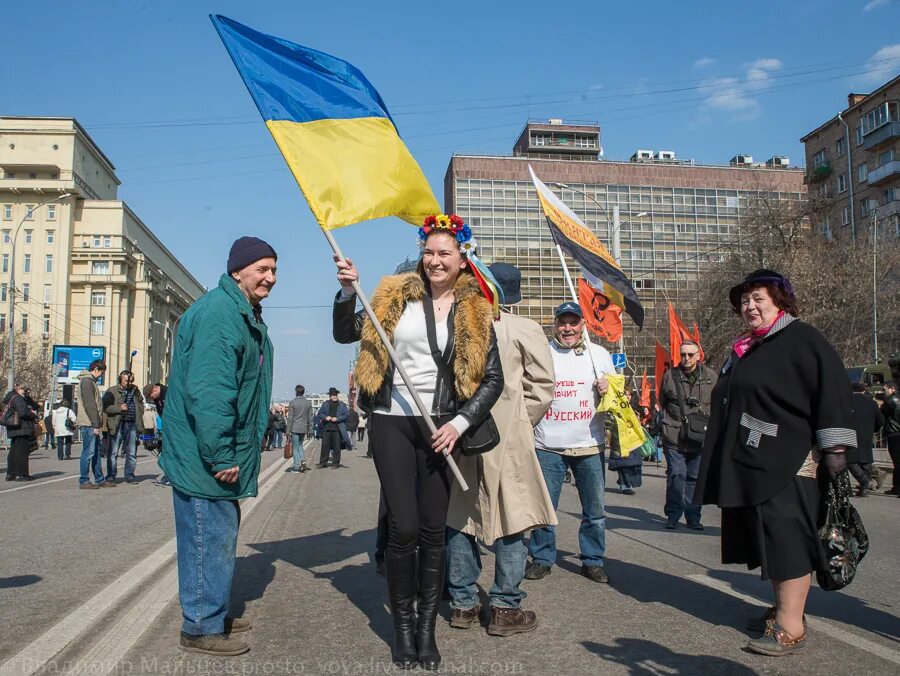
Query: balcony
862 121 900 150
804 162 832 184
867 160 900 186
876 199 900 220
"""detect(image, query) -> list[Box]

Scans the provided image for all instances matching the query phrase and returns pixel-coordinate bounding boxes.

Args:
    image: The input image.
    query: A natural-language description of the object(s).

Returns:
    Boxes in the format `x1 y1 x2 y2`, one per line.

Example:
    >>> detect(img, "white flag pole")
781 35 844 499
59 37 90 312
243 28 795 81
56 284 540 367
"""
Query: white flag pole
322 227 469 492
551 236 602 382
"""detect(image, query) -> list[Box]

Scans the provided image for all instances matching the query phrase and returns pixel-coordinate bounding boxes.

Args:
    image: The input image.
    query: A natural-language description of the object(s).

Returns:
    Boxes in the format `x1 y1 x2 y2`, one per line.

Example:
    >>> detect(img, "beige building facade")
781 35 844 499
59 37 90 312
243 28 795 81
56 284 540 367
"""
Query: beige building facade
800 75 900 240
0 116 205 390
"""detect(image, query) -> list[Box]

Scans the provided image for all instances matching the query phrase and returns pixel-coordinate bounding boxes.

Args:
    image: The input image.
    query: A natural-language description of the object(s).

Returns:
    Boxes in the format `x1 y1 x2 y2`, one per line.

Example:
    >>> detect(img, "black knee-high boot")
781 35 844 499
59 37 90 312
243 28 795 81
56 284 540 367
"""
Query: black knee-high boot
416 546 445 670
385 551 418 669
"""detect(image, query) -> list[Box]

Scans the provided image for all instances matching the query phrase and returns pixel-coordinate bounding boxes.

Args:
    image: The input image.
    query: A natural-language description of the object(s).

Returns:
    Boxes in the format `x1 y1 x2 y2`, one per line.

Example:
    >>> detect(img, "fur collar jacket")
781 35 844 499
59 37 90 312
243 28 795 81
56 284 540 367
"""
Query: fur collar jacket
333 273 504 425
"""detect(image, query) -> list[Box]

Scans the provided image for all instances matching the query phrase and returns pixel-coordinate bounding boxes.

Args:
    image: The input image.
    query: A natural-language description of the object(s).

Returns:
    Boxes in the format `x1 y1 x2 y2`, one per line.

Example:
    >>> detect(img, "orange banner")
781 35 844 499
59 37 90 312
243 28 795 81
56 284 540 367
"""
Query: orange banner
655 341 670 401
578 278 622 342
640 368 651 408
668 303 694 367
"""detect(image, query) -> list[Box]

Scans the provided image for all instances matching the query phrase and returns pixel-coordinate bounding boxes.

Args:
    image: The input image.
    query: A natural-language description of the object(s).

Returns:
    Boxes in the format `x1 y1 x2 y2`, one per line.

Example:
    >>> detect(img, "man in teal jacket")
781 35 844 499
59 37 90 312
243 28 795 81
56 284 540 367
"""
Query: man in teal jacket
161 236 276 657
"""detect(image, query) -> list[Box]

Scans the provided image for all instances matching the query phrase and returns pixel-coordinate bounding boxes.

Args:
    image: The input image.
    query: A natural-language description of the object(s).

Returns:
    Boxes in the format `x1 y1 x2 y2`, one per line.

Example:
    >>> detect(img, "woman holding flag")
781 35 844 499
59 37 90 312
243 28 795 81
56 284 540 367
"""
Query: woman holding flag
333 215 503 670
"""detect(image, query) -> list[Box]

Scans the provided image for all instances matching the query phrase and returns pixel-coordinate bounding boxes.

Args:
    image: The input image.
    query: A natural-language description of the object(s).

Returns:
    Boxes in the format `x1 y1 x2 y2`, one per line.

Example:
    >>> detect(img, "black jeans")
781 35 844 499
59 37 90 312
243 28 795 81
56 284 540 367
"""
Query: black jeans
888 435 900 491
370 414 452 556
7 436 31 478
848 462 872 489
56 436 73 460
358 428 366 442
319 429 342 466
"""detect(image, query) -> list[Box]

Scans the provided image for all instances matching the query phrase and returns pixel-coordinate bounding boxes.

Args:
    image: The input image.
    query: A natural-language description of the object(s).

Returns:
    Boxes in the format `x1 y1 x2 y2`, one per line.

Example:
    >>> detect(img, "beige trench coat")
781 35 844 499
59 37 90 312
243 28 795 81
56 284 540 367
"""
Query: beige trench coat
447 311 558 544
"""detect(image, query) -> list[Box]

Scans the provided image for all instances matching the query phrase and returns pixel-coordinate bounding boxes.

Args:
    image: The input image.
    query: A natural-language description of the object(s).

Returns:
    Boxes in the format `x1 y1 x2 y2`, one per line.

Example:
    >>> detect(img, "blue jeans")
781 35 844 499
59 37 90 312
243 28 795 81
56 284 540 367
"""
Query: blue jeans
664 447 703 525
172 488 240 636
528 450 606 567
108 422 138 481
78 426 105 486
273 430 284 448
447 527 527 609
291 433 306 469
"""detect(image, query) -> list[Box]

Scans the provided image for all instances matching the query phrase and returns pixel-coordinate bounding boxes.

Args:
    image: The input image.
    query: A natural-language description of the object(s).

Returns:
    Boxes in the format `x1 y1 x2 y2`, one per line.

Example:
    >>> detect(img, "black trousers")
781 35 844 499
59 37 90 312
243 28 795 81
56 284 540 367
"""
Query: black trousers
6 436 31 478
888 435 900 491
848 462 872 489
358 428 366 442
319 429 342 466
370 414 451 556
374 489 388 563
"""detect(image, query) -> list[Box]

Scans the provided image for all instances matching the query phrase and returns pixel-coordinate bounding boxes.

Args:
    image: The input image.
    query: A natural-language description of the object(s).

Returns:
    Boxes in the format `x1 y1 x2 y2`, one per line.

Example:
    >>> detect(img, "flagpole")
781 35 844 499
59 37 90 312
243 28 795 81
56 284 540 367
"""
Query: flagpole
552 240 602 381
321 227 469 492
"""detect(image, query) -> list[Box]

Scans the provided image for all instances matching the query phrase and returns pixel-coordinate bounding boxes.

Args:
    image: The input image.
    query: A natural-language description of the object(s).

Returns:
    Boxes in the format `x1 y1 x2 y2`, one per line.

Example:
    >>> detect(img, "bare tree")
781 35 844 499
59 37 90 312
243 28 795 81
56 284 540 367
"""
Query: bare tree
0 333 53 400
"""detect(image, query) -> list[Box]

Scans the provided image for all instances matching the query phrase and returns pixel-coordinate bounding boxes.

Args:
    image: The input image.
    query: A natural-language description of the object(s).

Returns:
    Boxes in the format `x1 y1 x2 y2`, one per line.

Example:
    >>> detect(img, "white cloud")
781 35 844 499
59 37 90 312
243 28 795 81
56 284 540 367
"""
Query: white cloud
703 58 782 121
860 44 900 85
863 0 889 12
693 57 715 69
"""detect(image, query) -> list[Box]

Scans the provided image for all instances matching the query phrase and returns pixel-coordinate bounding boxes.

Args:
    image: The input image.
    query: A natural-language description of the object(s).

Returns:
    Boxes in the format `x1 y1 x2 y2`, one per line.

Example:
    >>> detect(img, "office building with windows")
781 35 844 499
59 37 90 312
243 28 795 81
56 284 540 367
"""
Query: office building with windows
444 119 804 371
0 116 205 386
800 75 900 240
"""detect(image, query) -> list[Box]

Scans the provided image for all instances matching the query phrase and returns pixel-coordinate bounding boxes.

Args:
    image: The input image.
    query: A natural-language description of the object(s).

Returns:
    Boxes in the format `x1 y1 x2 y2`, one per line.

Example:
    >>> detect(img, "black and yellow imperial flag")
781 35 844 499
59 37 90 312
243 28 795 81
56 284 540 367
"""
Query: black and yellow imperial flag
529 166 644 328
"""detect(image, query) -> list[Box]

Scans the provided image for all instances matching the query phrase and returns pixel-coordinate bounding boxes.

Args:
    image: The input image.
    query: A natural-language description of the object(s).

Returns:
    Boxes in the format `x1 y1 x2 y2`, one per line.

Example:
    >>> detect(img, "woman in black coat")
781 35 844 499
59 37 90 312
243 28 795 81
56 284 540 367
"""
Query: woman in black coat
4 383 38 481
696 270 855 657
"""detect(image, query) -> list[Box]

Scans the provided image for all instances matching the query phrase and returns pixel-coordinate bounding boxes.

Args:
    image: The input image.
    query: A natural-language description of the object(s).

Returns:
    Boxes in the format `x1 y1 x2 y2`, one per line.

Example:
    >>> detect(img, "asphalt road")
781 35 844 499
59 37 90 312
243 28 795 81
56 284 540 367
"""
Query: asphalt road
1 438 897 675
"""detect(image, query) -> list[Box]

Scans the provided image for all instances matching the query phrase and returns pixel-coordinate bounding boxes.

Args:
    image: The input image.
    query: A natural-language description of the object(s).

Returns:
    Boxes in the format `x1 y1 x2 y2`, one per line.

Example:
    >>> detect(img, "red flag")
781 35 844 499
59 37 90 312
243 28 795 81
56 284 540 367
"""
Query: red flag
655 341 670 400
640 368 651 408
578 278 622 342
668 303 693 367
692 322 706 362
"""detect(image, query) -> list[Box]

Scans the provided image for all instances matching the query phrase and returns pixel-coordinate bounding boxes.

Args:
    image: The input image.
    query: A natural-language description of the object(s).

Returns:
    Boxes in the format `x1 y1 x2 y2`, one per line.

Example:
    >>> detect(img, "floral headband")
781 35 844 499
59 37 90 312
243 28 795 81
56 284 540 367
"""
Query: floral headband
418 214 477 255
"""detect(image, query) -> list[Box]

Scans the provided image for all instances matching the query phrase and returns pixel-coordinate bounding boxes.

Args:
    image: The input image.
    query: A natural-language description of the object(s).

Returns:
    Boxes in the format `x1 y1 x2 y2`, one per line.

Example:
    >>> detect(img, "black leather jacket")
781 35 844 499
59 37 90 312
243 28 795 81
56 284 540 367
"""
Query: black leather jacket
333 291 504 428
883 392 900 437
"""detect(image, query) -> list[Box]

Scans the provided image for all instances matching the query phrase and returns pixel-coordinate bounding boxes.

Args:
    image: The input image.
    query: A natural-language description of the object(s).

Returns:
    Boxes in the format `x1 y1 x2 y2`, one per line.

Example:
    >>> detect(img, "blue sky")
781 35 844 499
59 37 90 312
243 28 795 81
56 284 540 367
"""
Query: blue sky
4 0 899 397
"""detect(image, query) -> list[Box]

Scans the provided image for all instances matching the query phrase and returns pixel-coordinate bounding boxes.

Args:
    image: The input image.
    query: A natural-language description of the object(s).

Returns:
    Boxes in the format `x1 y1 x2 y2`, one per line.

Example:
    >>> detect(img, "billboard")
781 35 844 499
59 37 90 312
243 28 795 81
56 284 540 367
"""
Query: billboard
52 345 106 385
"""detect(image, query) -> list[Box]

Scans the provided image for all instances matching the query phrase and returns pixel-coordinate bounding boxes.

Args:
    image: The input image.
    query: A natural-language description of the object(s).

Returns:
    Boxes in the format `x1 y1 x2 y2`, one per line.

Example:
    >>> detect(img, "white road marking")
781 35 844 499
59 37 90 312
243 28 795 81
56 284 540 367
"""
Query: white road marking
0 459 159 494
0 447 299 676
688 573 900 667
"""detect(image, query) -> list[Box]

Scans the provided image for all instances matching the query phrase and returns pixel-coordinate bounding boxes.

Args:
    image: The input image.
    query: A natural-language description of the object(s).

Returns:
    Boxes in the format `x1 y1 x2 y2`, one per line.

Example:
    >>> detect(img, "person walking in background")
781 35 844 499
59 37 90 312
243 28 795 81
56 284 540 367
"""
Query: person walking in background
658 339 716 530
271 405 286 449
286 385 312 473
882 381 900 496
52 399 77 461
525 302 615 585
446 262 556 637
848 381 883 497
315 387 349 468
346 406 360 450
358 414 367 444
103 370 148 485
3 383 37 481
160 235 276 657
696 269 855 656
75 360 109 490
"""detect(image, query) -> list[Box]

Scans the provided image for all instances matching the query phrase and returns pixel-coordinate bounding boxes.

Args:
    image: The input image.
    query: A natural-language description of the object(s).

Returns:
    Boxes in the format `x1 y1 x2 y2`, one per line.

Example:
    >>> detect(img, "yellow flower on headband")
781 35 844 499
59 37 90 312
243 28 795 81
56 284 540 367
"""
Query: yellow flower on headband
435 215 451 229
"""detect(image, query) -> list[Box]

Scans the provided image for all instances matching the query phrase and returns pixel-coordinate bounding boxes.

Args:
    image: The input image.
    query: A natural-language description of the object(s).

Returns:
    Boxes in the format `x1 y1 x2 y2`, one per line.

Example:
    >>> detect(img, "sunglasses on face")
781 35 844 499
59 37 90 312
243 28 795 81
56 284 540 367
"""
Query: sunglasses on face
681 352 698 358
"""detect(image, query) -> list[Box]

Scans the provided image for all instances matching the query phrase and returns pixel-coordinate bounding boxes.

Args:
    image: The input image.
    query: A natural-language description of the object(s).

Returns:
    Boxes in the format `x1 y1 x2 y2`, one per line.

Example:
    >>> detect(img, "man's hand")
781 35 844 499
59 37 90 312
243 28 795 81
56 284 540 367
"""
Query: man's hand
214 466 240 484
120 404 128 411
594 376 609 395
431 423 461 454
822 448 847 478
93 428 101 436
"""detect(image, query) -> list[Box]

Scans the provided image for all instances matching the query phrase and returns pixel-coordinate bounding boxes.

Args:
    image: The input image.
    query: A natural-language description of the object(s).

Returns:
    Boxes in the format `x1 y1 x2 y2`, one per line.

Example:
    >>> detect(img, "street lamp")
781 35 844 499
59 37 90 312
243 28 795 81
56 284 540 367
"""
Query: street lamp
7 193 71 392
551 182 648 356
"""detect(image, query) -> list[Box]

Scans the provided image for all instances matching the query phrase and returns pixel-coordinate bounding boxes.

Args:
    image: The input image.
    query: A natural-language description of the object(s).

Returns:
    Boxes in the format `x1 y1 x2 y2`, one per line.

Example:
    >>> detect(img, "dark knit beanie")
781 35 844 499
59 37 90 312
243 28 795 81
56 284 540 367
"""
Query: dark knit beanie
227 236 278 274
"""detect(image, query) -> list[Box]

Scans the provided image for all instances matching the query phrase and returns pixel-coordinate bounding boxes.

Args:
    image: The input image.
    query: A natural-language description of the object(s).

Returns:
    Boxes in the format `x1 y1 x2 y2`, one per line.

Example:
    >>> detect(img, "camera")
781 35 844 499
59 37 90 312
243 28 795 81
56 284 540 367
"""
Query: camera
686 396 700 407
140 433 162 456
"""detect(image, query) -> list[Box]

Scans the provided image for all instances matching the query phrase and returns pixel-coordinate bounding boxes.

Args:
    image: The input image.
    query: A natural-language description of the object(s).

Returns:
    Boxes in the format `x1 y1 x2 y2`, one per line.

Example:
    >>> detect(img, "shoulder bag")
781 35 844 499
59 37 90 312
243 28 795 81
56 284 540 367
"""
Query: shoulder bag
423 296 500 456
817 470 869 591
673 372 708 452
0 397 21 429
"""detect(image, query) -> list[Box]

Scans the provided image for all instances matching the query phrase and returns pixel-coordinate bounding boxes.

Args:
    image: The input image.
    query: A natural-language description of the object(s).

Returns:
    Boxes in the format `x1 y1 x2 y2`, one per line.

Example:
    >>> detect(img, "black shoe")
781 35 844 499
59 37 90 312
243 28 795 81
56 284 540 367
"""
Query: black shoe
664 521 678 530
5 475 14 482
687 523 704 531
126 478 138 484
581 565 609 583
385 551 418 669
524 562 552 580
416 546 446 670
621 488 635 495
315 463 327 469
15 475 35 482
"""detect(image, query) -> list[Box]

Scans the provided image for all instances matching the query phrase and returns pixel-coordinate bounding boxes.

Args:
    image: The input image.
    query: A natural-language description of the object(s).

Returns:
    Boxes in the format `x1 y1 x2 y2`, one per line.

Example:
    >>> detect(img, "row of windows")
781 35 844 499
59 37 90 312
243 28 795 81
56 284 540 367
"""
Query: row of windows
0 254 53 274
1 229 55 245
0 314 52 334
1 203 58 221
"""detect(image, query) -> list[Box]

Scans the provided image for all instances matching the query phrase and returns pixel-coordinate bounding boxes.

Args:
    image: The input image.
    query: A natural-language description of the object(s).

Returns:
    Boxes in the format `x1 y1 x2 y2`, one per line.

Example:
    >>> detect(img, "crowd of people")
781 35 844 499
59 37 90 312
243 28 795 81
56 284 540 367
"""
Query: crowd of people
11 227 892 667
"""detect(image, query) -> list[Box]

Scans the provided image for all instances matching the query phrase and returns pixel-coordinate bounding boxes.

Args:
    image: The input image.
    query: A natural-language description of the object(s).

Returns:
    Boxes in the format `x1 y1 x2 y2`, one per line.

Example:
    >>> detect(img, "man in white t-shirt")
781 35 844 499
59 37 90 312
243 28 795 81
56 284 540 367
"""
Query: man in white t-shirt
525 302 616 584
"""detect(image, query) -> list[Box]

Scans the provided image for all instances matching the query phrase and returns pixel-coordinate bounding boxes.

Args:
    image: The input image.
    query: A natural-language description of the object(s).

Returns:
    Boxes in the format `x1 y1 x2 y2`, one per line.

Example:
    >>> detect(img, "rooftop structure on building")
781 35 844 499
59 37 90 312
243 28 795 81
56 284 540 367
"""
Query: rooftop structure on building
800 74 900 240
445 119 804 380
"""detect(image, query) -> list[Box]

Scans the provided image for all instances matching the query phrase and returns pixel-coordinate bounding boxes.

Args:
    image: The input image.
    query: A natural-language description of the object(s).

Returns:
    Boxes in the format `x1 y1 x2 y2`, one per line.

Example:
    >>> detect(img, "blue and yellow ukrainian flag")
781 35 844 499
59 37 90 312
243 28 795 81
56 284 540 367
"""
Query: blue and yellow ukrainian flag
210 15 440 230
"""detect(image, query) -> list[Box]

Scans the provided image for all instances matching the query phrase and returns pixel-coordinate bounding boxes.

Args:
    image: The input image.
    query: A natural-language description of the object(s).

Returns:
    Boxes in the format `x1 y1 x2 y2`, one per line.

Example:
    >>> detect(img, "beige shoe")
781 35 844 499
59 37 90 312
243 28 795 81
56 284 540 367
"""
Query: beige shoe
179 632 249 656
225 617 252 634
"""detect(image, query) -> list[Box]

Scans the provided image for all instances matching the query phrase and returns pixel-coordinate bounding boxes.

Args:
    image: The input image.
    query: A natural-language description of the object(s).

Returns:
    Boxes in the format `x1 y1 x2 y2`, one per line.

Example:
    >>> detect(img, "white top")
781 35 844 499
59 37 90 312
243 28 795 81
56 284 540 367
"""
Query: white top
534 341 616 451
51 406 77 438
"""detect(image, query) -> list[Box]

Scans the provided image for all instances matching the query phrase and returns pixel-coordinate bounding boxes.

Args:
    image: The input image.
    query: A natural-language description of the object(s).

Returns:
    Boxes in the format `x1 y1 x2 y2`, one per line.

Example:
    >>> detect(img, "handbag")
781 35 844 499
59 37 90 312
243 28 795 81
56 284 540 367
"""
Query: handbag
673 374 708 452
423 296 500 456
817 470 869 591
0 399 21 428
283 437 293 460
